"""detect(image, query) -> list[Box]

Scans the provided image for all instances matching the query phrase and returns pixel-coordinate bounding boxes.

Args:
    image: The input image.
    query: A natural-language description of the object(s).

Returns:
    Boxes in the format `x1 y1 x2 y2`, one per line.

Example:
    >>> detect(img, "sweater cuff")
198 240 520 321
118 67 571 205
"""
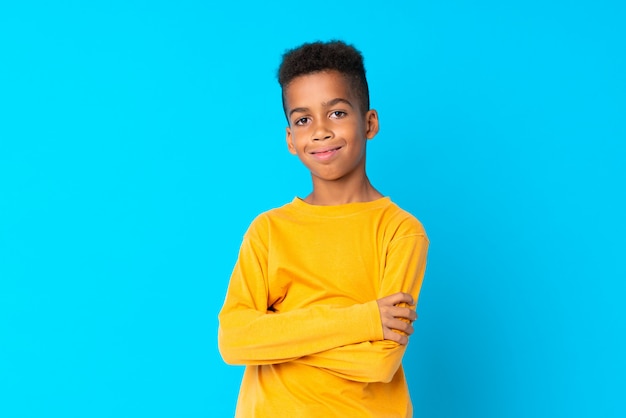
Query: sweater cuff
362 300 384 341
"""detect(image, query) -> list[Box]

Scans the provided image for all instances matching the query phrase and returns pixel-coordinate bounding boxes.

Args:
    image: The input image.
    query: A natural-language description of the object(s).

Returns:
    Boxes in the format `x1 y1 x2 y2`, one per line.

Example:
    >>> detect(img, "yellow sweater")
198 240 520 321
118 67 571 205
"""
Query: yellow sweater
218 197 429 417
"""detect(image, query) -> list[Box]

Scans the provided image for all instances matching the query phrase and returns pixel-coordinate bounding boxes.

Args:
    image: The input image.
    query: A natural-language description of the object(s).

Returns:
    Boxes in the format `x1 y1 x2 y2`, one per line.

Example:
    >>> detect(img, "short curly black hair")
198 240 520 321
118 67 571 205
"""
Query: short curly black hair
278 40 370 115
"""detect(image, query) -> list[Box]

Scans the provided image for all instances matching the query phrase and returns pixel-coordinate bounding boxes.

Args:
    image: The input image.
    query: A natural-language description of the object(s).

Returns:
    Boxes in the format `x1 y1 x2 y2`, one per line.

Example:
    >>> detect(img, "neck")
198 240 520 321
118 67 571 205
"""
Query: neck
304 175 383 206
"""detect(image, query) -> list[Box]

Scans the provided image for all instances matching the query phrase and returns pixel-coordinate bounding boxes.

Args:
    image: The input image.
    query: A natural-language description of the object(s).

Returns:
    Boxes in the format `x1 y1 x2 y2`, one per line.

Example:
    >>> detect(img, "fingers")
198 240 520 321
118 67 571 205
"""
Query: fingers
379 305 416 345
379 292 414 307
394 306 417 322
377 292 418 344
384 330 409 345
395 292 414 306
386 317 415 335
379 305 417 322
382 323 413 345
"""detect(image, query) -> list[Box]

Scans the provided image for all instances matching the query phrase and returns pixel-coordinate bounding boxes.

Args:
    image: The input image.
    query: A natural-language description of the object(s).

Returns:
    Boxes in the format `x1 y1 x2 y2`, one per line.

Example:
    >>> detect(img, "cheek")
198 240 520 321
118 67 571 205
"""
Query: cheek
291 129 309 146
288 134 306 154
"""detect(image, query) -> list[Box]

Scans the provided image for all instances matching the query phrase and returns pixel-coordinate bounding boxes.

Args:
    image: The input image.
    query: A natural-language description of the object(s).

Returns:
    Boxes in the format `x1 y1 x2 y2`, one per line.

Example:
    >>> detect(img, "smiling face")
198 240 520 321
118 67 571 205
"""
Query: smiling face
284 70 379 184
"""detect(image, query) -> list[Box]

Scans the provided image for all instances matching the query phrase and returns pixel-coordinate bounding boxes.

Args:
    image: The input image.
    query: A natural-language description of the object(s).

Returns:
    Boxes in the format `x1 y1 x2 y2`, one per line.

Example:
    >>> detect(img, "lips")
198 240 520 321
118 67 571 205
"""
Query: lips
310 146 342 161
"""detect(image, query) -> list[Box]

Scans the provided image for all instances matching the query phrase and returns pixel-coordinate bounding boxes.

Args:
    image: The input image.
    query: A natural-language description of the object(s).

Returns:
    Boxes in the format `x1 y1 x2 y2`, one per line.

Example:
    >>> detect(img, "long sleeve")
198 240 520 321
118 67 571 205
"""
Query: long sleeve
219 198 427 417
218 217 384 365
293 231 429 382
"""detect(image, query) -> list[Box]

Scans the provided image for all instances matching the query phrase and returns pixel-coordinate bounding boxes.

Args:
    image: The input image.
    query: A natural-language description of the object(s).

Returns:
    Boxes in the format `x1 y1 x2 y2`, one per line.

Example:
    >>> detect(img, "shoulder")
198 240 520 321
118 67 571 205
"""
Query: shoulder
380 199 427 239
243 199 299 236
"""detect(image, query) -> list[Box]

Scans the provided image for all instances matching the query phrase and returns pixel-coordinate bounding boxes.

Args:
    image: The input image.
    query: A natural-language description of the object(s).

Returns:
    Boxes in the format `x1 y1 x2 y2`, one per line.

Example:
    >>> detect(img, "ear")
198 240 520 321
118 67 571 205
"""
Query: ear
286 126 297 155
365 109 379 139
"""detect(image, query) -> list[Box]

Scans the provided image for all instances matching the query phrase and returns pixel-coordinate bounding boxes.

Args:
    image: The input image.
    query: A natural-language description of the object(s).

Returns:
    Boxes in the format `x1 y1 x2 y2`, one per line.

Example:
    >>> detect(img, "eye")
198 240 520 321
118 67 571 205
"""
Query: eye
294 117 310 126
329 111 347 119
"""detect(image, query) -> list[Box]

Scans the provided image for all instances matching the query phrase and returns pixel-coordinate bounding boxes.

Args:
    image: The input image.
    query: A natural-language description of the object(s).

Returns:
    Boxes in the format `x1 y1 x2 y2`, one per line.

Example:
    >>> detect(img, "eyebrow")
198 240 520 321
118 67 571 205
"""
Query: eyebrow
288 97 354 118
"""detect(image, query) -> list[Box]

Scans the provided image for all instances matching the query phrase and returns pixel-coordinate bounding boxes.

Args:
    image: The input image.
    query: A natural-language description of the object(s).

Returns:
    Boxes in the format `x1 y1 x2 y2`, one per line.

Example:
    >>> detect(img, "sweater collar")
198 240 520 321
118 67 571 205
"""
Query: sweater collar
290 196 392 217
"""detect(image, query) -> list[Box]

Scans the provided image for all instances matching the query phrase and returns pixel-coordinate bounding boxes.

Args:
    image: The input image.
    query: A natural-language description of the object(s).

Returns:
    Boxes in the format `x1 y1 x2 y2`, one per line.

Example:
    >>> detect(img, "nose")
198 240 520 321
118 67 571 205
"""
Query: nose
311 120 333 141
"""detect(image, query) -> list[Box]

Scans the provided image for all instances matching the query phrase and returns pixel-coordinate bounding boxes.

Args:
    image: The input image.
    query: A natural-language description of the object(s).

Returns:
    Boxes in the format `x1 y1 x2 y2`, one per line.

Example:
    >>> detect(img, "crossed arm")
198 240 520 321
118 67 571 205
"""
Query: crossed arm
293 292 417 383
290 234 428 382
218 227 429 382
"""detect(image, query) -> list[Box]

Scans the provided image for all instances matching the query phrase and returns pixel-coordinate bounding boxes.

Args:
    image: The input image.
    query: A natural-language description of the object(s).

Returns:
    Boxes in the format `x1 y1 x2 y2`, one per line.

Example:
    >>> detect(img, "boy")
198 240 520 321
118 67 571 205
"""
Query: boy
218 40 429 417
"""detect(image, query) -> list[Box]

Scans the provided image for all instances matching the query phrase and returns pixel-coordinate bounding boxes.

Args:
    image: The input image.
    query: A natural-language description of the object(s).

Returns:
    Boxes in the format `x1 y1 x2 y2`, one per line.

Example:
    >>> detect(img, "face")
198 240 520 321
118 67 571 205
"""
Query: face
284 70 379 183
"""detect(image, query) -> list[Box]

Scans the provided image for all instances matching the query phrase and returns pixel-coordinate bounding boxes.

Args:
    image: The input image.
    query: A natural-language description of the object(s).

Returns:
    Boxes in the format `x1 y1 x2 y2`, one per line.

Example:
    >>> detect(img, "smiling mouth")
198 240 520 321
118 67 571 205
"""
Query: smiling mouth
310 146 342 161
311 146 342 155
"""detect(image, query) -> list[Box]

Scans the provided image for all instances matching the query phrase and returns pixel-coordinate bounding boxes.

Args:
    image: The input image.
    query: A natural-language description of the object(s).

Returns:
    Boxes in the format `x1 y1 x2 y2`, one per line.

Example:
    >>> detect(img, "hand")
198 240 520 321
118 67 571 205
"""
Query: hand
376 292 417 345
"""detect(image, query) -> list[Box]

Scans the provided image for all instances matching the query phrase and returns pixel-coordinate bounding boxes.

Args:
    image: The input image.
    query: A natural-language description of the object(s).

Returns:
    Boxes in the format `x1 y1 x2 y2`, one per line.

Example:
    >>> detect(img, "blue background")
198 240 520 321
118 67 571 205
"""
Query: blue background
1 1 624 417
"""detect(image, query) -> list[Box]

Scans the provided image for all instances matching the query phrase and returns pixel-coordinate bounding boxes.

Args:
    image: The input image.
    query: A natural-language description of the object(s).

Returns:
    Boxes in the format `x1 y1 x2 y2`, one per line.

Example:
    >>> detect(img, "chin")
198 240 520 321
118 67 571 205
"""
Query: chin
312 172 347 182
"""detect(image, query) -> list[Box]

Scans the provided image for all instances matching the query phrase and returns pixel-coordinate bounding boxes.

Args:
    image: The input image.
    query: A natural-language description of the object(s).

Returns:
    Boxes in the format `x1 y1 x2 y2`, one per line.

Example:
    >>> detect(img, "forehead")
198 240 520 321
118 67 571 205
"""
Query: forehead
283 70 356 110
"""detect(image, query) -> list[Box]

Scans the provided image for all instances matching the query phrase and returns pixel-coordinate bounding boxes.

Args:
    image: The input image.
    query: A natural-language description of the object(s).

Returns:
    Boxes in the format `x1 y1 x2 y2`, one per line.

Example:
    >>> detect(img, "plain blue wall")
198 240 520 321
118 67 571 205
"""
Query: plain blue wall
1 1 624 417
